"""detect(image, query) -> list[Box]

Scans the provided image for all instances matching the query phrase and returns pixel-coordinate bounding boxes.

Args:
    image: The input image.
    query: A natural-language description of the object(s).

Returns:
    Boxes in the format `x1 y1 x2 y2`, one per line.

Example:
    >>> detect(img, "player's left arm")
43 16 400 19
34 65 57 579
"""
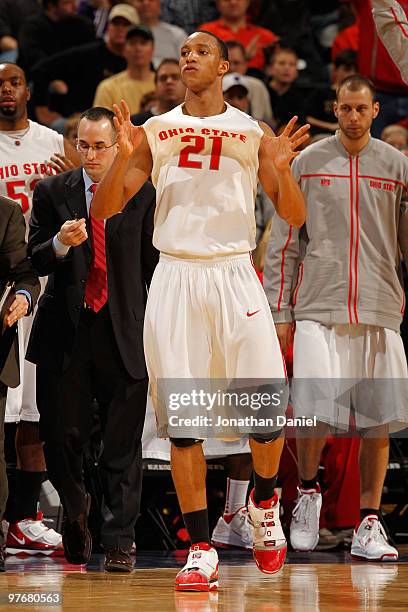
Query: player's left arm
258 118 309 228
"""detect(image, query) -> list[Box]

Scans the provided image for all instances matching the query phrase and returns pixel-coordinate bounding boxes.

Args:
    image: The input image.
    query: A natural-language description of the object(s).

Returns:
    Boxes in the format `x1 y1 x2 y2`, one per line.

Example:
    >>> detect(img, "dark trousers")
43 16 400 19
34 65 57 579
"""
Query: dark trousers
0 383 7 547
37 306 147 550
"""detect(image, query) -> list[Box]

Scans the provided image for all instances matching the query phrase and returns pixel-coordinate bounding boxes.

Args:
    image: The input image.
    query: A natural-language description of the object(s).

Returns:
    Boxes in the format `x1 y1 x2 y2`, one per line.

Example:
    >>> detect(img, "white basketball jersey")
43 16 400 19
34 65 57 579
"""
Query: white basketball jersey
0 120 64 224
143 103 263 257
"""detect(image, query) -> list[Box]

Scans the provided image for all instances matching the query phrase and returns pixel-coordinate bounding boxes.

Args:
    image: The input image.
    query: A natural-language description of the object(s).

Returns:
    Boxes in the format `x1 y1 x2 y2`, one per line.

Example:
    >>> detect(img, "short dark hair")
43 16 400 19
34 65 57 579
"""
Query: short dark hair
336 74 377 101
196 30 229 62
267 44 298 66
334 49 358 70
79 107 116 135
155 58 180 83
226 40 246 57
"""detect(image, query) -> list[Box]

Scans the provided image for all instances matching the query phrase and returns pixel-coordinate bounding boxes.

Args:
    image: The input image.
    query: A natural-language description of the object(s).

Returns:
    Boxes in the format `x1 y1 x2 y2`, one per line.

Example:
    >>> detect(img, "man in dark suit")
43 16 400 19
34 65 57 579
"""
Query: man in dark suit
26 107 158 572
0 198 40 572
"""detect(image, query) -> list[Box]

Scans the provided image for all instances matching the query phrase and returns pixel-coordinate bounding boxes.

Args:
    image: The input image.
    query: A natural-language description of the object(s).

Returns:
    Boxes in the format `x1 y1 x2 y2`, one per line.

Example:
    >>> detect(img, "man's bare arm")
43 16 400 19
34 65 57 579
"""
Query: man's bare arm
258 118 308 228
92 100 153 220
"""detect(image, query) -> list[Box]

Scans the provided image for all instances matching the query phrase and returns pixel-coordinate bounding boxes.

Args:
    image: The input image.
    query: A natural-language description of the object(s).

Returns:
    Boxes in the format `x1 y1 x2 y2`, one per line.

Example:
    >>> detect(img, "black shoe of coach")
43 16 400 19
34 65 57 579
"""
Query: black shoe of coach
104 548 134 573
0 546 5 572
62 494 92 565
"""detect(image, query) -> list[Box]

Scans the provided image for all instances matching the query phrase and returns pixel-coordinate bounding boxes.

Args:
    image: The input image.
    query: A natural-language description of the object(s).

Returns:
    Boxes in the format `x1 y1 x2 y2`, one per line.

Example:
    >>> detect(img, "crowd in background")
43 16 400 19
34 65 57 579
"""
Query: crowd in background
0 0 407 560
0 0 405 145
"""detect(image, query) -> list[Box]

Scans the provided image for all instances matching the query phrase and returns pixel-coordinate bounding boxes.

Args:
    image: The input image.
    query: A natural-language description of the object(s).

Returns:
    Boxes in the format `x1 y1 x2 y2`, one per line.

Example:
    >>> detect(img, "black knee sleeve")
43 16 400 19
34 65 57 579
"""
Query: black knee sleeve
169 437 204 448
249 429 283 443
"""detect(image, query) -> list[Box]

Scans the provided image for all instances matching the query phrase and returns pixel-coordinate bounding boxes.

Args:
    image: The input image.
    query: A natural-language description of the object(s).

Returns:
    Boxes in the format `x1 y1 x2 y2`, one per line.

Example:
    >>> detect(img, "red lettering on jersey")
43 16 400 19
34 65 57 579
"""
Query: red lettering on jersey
382 182 395 192
239 134 246 142
23 163 32 175
320 178 331 186
220 131 229 137
201 128 211 135
159 131 168 140
370 180 382 189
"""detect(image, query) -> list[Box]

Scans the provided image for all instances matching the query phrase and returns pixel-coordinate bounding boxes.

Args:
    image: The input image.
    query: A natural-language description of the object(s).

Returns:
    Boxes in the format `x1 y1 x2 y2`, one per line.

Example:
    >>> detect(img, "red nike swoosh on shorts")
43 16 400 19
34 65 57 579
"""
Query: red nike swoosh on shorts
246 310 260 317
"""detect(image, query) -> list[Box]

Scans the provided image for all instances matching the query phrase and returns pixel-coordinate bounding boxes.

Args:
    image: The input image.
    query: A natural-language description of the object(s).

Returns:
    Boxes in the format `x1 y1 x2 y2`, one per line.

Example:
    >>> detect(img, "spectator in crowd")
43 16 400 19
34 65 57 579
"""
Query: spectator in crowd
131 58 185 124
63 113 81 148
0 0 40 63
225 40 273 124
160 0 218 34
0 198 40 573
199 0 277 71
0 63 78 557
31 4 138 128
134 0 187 67
27 106 158 571
304 49 358 135
381 124 408 152
253 0 329 87
18 0 95 79
350 0 408 137
93 25 155 115
266 45 304 129
331 2 359 61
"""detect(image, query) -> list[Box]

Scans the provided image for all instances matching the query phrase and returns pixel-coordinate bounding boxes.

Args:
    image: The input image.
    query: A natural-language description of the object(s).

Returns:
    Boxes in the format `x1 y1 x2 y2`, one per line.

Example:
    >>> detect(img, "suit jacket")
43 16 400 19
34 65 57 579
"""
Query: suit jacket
26 168 159 379
0 197 40 388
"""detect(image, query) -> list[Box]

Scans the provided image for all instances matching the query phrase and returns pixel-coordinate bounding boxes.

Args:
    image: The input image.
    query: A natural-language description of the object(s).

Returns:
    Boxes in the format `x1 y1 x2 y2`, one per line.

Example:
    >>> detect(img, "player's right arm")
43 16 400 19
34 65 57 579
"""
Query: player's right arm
92 100 153 220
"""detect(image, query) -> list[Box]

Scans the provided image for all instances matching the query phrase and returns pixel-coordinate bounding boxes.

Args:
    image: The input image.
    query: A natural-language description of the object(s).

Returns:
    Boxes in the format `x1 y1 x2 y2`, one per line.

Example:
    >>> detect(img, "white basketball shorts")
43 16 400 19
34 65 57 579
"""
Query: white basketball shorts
292 321 408 432
144 253 287 436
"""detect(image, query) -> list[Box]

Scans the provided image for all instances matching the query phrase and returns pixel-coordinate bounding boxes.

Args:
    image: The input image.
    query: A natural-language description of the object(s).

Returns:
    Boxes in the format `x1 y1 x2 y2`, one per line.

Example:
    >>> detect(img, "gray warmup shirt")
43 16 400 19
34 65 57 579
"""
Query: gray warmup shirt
264 133 408 332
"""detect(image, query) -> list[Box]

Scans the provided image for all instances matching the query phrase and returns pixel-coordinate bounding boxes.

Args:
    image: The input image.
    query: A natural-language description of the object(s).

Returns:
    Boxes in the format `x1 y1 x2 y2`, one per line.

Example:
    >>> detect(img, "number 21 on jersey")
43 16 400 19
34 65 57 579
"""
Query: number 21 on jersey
178 135 222 171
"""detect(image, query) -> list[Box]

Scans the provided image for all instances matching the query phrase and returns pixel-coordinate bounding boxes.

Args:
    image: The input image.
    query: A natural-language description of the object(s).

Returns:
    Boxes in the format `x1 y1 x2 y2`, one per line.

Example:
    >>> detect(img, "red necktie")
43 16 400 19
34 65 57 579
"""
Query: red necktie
84 183 108 312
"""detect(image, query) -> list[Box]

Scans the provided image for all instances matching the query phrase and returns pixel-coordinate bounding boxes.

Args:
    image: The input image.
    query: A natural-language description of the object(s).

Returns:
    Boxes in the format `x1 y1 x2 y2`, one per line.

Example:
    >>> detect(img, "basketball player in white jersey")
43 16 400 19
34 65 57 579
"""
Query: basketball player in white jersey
93 31 308 590
0 63 78 555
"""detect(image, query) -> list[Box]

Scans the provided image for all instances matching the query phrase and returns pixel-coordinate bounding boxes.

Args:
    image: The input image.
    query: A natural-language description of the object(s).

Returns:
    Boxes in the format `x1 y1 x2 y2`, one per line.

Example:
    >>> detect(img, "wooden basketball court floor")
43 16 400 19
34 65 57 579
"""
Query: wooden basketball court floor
0 548 407 611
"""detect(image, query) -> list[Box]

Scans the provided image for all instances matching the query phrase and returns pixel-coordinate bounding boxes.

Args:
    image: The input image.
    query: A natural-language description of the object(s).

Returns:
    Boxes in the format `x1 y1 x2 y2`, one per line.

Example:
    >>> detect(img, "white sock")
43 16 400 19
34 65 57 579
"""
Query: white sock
224 478 250 515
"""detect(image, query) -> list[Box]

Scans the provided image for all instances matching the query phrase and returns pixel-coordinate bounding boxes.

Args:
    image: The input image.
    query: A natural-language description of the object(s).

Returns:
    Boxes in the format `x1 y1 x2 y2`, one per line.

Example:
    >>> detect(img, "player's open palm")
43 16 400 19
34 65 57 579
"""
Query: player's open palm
264 116 310 171
113 99 144 159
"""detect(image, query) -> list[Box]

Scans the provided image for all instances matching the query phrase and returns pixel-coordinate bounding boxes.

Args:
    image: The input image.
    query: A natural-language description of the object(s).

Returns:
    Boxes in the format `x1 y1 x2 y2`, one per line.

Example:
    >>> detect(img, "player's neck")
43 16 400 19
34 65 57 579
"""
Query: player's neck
339 130 370 156
0 116 29 132
220 15 247 31
183 90 226 117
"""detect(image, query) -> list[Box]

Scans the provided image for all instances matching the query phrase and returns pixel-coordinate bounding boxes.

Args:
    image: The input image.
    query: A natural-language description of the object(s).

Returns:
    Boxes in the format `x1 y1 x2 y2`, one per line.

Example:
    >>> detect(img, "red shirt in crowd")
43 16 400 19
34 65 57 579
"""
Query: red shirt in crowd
199 19 277 70
331 21 359 61
351 0 408 94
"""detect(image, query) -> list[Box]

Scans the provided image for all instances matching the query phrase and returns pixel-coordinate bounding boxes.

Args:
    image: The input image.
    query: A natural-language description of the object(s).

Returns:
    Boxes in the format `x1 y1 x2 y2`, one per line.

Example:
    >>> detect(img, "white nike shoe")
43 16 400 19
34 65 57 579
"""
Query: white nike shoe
6 512 63 556
175 542 219 592
290 486 322 552
247 489 287 574
211 507 253 550
351 515 398 561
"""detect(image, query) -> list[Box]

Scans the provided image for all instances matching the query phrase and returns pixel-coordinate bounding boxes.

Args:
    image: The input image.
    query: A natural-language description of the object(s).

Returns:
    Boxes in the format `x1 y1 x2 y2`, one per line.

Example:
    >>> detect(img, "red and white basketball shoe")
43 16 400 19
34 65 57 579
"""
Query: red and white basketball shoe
175 542 219 592
351 516 398 561
6 512 64 556
247 489 287 574
211 507 253 550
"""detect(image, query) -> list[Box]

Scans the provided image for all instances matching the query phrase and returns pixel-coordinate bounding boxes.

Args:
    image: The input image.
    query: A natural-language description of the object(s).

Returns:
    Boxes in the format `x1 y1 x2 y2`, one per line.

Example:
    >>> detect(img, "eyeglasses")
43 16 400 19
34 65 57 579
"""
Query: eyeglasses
76 142 117 154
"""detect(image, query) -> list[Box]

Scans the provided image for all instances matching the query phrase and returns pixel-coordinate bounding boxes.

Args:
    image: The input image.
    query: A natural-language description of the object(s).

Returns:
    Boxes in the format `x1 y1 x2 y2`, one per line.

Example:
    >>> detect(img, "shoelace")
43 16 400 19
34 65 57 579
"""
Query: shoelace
293 493 315 529
361 519 388 545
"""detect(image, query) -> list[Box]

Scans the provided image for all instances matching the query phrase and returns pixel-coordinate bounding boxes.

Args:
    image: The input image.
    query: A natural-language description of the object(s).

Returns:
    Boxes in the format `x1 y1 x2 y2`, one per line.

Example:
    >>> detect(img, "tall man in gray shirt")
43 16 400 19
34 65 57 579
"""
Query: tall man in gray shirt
265 75 408 561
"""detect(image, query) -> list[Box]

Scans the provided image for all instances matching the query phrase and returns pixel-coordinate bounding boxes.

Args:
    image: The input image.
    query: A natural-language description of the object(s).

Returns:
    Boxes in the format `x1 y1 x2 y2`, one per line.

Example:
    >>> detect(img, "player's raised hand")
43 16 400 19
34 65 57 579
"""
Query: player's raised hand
263 116 310 171
113 100 144 159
